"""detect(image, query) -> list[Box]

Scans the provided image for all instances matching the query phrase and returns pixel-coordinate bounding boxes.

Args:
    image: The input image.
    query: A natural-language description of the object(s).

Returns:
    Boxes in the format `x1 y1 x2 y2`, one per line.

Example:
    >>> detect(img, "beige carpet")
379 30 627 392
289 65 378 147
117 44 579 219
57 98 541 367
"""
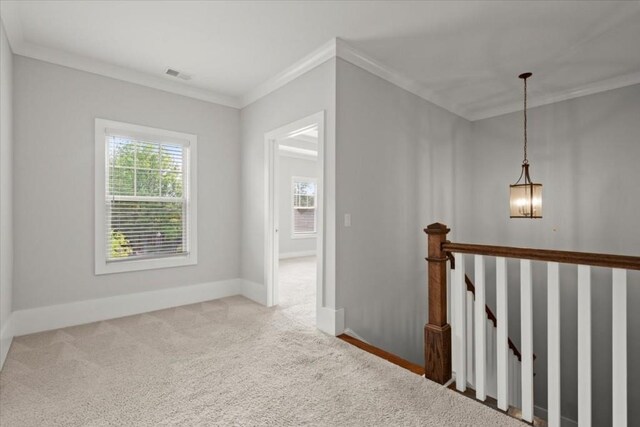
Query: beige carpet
0 270 524 426
278 255 316 327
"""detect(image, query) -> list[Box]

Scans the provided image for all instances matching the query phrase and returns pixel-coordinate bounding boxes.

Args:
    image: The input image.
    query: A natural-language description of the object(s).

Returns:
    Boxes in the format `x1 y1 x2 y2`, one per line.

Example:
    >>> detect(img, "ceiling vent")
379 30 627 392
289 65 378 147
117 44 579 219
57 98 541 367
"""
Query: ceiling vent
165 68 191 81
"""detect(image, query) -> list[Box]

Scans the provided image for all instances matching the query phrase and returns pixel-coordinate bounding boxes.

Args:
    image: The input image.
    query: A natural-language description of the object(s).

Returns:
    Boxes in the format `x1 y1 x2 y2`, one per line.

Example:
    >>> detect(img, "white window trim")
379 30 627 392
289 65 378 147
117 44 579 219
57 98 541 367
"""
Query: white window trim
94 118 198 275
291 176 317 239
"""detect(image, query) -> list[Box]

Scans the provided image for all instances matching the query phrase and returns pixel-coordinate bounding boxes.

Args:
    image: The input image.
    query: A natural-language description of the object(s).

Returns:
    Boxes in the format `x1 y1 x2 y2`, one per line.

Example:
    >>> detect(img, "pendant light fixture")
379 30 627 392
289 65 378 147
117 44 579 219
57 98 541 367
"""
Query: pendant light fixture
510 72 542 218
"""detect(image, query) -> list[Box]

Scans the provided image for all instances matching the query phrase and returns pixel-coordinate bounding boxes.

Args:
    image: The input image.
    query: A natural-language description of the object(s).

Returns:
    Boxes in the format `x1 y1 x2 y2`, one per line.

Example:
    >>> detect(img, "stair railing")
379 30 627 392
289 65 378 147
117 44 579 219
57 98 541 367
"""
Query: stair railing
424 222 640 427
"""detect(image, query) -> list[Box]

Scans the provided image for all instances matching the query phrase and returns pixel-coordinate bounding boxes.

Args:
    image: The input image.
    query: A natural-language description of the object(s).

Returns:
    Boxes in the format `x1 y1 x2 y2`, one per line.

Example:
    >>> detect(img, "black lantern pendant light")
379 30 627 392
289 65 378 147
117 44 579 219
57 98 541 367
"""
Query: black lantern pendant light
510 72 542 218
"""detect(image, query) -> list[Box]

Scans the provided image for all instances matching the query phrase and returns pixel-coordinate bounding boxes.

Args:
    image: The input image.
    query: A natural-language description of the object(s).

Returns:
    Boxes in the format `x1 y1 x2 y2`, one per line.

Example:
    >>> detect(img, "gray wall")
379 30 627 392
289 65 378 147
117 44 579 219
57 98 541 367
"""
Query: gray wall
240 58 336 304
12 56 241 310
335 58 470 364
458 85 640 424
278 154 317 257
0 21 14 358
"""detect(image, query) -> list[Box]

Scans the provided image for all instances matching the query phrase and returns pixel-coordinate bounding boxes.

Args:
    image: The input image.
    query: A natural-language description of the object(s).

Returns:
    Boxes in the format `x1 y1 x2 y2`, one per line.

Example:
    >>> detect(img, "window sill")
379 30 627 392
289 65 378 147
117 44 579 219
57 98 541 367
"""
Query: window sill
95 253 197 275
291 233 317 240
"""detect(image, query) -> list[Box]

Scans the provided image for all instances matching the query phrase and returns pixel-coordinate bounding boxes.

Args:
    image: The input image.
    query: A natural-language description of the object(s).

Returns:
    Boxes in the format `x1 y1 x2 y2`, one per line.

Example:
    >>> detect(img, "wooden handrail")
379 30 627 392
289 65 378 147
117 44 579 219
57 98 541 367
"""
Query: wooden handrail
442 242 640 271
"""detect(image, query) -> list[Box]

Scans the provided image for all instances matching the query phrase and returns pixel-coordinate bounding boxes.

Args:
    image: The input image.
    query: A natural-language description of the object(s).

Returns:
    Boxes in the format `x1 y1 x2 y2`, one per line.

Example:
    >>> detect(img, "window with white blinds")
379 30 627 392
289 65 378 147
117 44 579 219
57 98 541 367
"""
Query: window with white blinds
95 119 197 275
292 177 316 235
107 135 188 260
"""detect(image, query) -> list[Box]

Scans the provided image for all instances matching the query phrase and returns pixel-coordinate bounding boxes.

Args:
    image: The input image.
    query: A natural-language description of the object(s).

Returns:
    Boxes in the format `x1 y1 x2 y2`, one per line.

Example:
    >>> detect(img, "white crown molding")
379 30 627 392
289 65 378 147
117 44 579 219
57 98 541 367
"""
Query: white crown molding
240 38 337 108
3 3 640 121
1 0 240 108
334 38 468 119
465 71 640 121
13 40 241 108
239 36 469 116
247 36 640 122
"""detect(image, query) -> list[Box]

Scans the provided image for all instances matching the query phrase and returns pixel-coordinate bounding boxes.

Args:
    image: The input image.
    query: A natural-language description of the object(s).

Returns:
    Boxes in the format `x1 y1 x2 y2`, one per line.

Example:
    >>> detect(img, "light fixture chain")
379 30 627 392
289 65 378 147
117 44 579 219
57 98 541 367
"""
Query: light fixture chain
523 76 528 164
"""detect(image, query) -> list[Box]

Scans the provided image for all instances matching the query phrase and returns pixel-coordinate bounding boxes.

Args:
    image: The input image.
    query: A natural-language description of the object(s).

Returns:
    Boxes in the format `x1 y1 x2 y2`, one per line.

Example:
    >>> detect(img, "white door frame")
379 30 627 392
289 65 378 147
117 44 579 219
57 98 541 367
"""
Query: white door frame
264 111 325 312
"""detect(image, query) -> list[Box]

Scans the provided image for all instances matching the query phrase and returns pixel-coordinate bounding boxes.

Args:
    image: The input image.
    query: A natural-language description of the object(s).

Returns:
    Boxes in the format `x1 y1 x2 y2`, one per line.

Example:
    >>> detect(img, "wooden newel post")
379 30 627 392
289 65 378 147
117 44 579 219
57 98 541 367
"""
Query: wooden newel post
424 223 451 384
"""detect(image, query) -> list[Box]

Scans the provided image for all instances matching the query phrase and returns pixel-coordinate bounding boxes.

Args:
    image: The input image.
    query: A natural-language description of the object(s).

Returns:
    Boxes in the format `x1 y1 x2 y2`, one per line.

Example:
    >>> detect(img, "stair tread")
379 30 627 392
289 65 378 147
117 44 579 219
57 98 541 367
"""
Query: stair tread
448 383 547 426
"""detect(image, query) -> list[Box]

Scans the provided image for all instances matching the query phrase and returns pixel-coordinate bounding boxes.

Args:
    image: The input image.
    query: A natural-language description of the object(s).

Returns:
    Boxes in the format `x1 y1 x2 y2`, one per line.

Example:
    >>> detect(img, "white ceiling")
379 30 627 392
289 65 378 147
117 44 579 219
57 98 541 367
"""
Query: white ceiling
2 1 639 120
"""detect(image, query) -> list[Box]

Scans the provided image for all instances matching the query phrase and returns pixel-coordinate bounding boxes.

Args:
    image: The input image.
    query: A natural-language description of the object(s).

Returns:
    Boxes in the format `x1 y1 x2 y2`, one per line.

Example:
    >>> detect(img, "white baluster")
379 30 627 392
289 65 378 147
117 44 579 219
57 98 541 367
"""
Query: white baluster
517 357 522 408
487 319 497 399
612 268 627 427
491 326 497 399
509 354 514 408
449 260 456 378
521 259 534 422
548 262 561 427
467 291 475 387
515 354 521 408
475 255 487 401
453 253 466 391
578 265 592 427
496 257 509 411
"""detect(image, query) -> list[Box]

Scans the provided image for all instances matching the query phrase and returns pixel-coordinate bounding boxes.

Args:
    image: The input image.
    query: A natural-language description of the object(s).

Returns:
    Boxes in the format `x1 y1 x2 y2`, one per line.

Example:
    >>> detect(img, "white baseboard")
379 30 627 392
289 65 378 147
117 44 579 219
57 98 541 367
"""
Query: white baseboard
2 278 343 368
317 306 345 336
534 405 578 427
241 279 267 305
0 316 14 370
10 278 243 337
279 250 316 260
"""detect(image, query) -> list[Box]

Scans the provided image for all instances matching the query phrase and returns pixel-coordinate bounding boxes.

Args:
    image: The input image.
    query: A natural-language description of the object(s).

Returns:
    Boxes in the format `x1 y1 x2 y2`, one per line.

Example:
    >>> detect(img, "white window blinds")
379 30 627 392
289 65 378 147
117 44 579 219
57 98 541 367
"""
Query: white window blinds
292 179 316 234
106 133 189 262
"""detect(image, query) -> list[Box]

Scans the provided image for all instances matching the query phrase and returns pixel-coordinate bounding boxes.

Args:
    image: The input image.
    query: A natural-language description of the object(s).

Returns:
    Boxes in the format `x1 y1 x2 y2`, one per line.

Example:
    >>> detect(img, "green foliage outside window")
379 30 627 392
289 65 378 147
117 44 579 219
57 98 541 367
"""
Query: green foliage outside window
108 138 185 260
110 229 133 258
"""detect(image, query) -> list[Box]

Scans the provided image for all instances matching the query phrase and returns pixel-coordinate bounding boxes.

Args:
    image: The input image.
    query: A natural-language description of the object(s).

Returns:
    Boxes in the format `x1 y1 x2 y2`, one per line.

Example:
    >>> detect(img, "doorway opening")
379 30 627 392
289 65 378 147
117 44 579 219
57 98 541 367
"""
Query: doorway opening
264 112 324 327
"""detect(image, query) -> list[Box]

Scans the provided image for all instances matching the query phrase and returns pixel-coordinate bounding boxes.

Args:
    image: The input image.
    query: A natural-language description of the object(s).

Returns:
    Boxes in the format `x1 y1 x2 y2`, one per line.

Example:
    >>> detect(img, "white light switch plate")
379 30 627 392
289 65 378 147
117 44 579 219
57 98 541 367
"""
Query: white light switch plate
344 214 351 227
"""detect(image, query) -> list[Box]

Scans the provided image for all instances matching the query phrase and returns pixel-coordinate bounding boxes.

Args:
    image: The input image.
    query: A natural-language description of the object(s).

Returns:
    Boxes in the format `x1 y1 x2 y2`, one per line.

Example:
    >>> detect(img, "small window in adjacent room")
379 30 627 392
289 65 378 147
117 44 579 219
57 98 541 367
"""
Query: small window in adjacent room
95 119 197 274
292 177 316 237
